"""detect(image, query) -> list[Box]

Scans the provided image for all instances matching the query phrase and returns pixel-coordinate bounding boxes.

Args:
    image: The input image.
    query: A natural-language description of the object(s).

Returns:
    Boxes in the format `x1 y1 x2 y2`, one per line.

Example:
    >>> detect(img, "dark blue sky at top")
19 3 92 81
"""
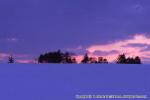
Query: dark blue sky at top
0 0 150 56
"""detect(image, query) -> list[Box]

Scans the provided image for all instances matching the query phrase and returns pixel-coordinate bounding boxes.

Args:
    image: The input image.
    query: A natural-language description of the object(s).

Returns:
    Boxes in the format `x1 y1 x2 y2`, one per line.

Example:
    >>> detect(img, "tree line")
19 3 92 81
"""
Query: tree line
7 50 142 64
38 50 141 64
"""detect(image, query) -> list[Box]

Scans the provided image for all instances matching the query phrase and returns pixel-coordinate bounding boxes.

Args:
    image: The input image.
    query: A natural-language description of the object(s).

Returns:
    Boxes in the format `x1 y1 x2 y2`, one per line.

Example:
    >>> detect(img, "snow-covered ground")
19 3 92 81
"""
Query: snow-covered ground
0 64 149 100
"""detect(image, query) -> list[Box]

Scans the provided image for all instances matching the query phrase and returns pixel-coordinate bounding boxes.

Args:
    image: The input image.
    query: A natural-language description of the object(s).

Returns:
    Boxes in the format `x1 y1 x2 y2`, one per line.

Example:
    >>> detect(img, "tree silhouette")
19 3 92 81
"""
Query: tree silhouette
117 54 126 64
38 50 142 64
98 57 108 64
103 58 108 64
38 50 76 63
81 54 108 64
89 57 97 63
81 53 89 63
126 57 135 64
62 52 76 63
8 55 14 63
134 56 142 64
38 50 63 63
116 54 141 64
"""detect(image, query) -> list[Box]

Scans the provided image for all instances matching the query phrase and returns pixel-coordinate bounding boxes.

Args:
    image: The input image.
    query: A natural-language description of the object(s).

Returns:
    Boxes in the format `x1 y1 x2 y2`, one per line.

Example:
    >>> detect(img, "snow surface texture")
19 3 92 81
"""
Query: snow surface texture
0 64 149 100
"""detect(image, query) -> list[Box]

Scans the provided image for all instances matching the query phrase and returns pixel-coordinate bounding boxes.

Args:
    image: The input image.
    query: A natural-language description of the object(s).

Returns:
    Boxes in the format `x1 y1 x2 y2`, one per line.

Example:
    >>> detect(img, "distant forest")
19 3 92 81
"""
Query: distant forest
8 50 142 64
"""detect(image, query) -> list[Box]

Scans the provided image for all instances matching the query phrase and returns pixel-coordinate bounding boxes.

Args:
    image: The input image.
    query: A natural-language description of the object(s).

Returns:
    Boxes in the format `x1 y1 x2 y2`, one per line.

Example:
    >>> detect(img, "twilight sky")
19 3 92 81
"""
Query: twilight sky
1 0 150 63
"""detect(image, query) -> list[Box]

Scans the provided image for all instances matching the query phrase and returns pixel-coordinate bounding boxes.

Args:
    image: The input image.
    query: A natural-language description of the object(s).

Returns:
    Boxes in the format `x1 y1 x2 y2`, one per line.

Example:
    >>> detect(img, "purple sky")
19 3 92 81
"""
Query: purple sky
0 0 150 63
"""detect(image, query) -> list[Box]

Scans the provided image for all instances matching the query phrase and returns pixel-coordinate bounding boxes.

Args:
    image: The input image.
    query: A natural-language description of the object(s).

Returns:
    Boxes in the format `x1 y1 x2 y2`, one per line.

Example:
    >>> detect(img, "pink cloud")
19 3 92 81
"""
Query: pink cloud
73 55 84 63
0 53 29 58
0 53 9 61
16 59 35 64
86 34 150 63
0 53 9 58
0 52 33 63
